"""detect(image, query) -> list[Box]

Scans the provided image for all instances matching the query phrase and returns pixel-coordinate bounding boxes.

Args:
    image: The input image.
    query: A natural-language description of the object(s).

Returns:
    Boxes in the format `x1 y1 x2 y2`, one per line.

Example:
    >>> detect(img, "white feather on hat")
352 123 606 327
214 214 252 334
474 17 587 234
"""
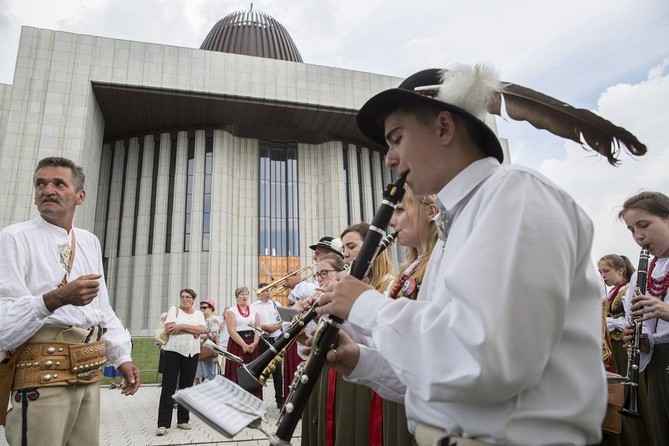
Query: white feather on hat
436 64 501 122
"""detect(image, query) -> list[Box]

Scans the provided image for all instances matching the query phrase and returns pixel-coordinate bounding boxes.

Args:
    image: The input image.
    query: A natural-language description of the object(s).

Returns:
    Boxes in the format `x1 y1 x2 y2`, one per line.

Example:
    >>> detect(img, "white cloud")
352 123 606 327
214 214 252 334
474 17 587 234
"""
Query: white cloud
537 61 669 263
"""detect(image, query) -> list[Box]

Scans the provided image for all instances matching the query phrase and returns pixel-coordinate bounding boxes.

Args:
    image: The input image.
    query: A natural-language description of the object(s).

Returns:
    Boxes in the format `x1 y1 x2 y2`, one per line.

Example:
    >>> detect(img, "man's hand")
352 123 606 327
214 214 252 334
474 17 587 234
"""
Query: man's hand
324 331 360 377
316 274 373 320
43 274 102 312
117 361 141 395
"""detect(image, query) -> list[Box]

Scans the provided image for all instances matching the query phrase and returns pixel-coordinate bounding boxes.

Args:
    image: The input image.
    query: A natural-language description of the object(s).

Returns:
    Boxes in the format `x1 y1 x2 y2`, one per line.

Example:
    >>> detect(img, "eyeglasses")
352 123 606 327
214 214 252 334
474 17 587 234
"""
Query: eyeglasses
200 306 210 310
315 270 337 278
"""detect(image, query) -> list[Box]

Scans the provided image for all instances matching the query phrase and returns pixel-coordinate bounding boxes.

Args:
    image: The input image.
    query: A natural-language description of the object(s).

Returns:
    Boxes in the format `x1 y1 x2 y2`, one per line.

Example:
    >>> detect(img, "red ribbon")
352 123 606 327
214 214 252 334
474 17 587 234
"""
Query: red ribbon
326 368 337 446
369 391 384 446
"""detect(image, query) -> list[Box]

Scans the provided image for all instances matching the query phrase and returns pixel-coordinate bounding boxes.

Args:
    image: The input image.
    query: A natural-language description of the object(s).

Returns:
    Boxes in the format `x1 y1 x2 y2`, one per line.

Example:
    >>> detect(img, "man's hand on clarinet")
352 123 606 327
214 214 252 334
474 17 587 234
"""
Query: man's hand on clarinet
303 330 360 377
316 274 373 320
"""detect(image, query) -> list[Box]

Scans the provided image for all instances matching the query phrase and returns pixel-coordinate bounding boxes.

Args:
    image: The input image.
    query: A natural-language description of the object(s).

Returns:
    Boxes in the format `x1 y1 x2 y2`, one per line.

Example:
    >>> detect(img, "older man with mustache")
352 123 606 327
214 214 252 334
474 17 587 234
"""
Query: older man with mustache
0 156 140 446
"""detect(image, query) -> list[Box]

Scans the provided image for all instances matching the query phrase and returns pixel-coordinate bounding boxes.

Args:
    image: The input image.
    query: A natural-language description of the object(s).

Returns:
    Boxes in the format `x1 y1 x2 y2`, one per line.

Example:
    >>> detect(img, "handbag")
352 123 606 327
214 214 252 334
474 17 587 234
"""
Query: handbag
199 341 218 361
154 307 179 345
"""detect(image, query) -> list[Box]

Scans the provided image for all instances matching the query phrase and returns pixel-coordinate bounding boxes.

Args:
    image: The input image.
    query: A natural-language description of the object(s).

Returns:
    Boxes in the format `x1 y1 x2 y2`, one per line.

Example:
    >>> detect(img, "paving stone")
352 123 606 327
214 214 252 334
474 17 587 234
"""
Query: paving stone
0 379 301 445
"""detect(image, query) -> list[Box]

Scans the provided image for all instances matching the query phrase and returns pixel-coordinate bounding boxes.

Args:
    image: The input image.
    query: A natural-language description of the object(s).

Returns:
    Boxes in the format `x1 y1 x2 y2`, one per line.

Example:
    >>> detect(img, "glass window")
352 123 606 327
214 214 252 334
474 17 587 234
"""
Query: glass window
259 140 299 257
202 137 213 251
184 137 195 252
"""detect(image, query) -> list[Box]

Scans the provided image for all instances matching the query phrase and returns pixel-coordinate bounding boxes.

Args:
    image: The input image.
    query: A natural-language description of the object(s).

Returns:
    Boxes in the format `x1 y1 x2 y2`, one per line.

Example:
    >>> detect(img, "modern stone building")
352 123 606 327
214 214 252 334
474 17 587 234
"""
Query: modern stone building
0 9 507 335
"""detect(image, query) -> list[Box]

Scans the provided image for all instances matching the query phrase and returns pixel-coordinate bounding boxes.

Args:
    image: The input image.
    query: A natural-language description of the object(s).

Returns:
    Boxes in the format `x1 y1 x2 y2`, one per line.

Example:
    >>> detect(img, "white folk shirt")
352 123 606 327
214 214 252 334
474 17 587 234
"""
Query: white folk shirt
251 299 282 338
624 255 669 371
229 305 257 332
347 157 606 445
163 306 205 357
0 216 132 367
288 281 317 303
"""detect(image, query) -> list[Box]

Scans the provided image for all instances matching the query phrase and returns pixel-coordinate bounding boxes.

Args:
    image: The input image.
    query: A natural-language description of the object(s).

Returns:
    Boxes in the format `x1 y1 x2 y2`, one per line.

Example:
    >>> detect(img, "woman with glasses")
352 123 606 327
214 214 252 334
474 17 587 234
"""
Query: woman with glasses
307 222 395 446
300 253 348 445
224 286 262 399
156 289 206 436
195 299 221 384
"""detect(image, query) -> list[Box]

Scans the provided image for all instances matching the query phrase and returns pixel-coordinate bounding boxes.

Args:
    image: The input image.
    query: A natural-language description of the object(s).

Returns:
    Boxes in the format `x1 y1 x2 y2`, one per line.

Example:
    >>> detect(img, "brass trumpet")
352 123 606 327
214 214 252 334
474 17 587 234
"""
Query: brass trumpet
255 264 316 297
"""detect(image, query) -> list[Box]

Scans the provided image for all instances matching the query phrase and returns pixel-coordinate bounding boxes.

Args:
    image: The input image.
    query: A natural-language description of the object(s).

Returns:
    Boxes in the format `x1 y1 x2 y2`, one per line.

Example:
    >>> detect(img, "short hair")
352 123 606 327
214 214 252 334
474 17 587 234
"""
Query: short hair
619 191 669 220
235 286 249 297
179 288 197 299
34 157 85 192
376 103 484 151
258 282 269 288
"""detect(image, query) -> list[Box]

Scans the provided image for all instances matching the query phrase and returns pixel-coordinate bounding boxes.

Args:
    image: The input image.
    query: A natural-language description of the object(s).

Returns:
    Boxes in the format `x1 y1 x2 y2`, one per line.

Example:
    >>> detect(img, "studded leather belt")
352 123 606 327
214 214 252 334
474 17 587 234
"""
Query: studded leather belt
12 340 106 389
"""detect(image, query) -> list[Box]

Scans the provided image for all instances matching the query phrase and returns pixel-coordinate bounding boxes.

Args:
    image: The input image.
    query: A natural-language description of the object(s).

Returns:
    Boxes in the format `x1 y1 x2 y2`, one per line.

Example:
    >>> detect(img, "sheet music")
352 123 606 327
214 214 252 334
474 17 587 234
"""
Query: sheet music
172 375 266 438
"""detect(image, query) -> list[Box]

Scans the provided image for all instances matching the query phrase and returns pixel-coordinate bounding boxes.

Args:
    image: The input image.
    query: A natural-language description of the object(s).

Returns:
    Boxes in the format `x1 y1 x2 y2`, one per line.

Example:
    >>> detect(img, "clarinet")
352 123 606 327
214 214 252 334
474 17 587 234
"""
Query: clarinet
619 247 650 418
269 176 405 445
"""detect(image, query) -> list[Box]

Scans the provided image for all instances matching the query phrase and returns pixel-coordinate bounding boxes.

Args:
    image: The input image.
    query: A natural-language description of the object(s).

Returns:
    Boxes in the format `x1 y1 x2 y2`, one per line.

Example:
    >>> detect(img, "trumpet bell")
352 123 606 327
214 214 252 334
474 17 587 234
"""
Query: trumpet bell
255 264 316 297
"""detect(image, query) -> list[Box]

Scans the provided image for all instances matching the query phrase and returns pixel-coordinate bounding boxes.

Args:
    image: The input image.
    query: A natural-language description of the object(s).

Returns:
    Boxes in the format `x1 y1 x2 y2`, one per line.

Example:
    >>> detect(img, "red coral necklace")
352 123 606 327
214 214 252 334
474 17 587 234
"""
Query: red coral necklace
237 304 250 318
647 257 669 298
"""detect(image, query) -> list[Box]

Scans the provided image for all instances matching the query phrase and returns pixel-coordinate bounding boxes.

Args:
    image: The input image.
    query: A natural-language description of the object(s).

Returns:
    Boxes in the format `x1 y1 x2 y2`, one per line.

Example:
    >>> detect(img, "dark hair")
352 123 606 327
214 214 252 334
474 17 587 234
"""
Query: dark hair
599 254 636 282
258 282 269 288
179 288 197 299
376 103 483 151
619 191 669 220
34 157 85 192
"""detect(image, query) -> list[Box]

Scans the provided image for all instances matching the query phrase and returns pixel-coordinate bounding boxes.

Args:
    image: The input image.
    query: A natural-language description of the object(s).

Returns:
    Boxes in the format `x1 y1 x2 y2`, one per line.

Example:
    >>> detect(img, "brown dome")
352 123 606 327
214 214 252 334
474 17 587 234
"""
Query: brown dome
200 9 303 62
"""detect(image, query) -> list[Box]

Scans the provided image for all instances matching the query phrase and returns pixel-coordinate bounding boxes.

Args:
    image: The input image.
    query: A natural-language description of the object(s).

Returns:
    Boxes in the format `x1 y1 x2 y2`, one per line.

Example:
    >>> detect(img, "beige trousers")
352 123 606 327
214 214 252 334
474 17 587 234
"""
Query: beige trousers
4 326 102 446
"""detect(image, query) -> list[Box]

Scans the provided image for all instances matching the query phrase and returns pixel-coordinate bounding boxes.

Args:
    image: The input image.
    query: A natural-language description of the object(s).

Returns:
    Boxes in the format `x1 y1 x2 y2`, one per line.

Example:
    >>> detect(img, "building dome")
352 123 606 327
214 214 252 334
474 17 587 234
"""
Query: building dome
200 9 303 62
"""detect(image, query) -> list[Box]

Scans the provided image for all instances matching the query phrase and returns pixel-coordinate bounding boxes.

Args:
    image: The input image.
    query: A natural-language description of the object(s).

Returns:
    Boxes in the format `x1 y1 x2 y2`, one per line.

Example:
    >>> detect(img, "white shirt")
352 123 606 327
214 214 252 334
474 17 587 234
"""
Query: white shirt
251 299 282 338
0 216 132 367
288 281 318 303
624 255 669 371
347 158 606 445
163 306 205 357
228 305 257 332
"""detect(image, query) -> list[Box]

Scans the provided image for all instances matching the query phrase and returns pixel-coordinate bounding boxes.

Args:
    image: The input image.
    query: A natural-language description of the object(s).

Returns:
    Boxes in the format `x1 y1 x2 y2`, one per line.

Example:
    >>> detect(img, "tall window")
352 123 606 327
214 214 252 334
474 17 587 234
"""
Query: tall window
202 136 213 251
165 138 177 253
259 140 299 256
183 137 195 252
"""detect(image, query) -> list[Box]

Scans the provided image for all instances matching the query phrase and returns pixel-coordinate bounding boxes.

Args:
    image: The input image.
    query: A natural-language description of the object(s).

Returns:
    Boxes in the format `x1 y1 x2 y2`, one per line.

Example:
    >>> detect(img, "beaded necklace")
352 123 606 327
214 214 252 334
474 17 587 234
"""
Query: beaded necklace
237 304 250 318
647 257 669 297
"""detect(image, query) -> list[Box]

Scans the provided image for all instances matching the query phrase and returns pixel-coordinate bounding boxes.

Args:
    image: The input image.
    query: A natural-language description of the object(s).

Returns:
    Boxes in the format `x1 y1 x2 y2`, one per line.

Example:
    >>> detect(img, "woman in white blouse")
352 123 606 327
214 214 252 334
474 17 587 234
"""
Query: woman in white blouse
224 286 262 399
156 288 205 436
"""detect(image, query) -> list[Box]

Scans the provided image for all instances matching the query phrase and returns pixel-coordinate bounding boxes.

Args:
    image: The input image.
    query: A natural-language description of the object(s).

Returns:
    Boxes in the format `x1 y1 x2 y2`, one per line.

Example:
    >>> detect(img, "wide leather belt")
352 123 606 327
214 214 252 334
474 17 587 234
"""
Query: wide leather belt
12 340 106 389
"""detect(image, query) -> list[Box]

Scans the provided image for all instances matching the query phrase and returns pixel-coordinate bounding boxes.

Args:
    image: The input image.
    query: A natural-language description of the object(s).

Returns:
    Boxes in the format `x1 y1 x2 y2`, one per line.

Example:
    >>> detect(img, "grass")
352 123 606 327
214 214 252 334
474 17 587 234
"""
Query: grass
101 337 163 385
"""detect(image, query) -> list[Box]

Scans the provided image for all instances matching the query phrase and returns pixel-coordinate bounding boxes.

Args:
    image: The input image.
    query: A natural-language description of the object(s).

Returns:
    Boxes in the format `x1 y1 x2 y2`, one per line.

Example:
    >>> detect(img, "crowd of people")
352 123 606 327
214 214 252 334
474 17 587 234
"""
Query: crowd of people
1 63 665 446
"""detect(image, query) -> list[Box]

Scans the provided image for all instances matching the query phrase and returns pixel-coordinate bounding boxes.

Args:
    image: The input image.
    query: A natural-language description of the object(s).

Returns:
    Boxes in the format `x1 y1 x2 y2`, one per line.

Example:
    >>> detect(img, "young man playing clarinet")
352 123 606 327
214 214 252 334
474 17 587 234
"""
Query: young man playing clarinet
317 65 609 445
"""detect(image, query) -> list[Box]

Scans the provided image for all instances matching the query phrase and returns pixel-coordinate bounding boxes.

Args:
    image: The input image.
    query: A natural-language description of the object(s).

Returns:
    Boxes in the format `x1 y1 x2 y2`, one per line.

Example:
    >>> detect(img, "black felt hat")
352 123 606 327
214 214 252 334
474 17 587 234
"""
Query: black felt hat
356 68 503 162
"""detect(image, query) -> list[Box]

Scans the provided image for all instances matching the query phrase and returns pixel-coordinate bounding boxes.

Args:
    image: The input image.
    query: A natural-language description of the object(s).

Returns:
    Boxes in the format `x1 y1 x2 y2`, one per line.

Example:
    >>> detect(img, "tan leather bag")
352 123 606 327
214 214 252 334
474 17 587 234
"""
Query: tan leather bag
0 345 27 426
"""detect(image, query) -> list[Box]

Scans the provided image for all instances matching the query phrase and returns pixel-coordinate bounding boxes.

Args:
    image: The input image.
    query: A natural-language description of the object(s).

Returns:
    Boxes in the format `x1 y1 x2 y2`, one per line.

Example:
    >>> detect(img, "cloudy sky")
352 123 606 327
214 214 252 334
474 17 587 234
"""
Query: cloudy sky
1 0 667 267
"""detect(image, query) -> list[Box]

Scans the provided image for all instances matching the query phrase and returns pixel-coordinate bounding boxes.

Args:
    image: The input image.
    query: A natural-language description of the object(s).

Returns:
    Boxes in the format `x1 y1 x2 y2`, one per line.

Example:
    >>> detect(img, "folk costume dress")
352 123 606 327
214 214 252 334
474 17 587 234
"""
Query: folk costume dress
376 259 423 446
604 281 651 445
628 256 669 445
224 304 262 399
